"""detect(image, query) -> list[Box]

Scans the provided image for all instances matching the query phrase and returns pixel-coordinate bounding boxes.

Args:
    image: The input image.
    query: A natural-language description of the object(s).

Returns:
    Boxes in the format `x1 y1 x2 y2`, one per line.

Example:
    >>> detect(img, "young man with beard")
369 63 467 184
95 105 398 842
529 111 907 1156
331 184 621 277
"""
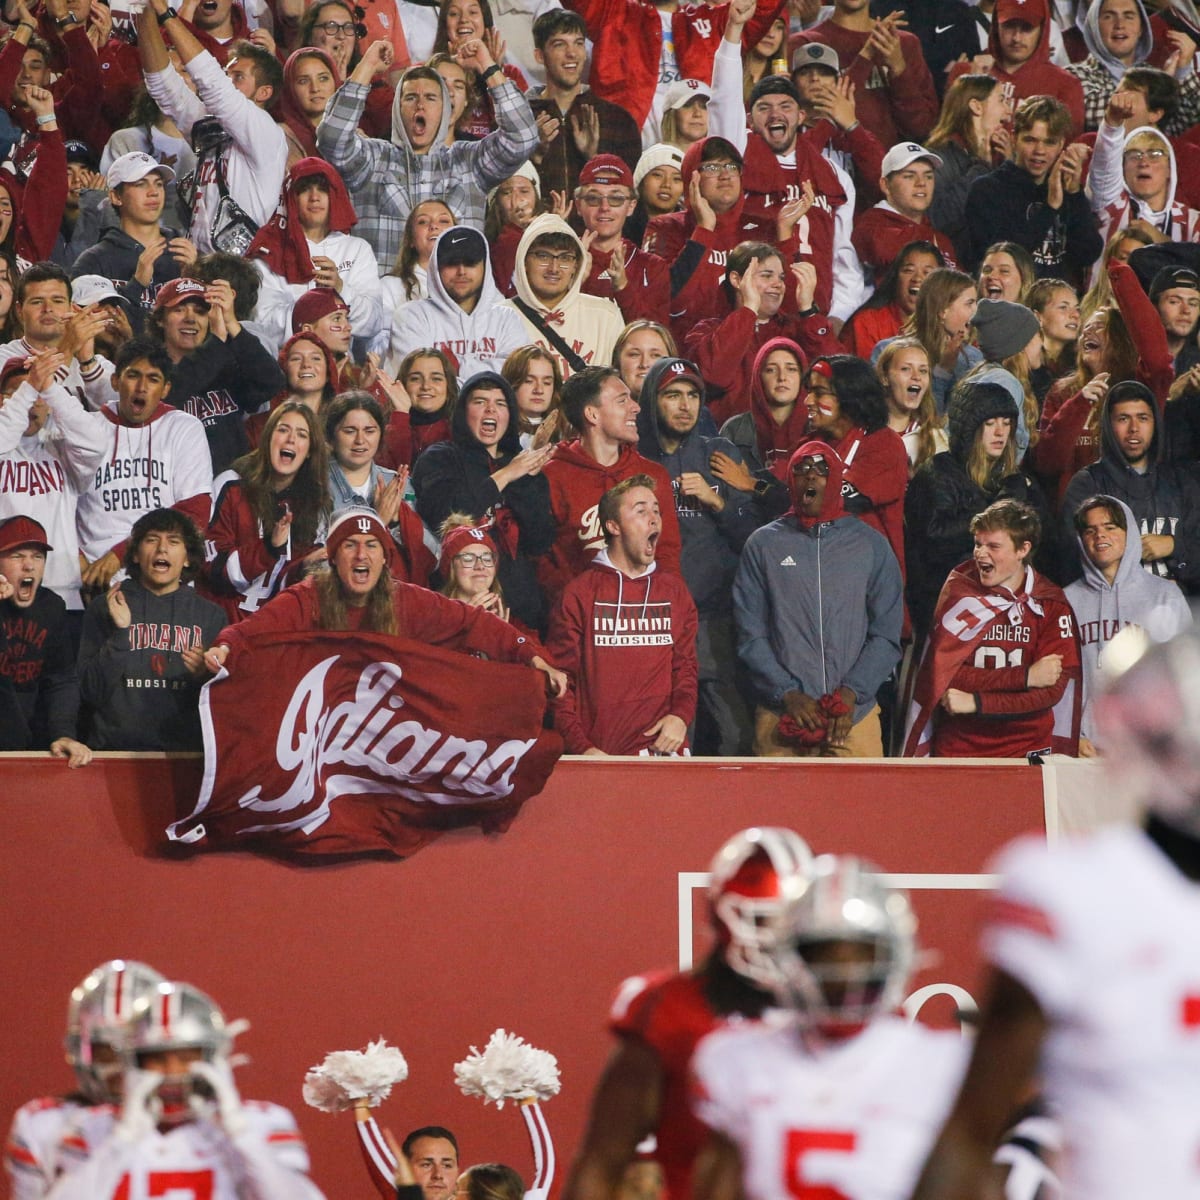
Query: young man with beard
1061 379 1200 590
1064 494 1191 756
504 213 624 376
526 11 641 198
318 40 538 271
0 351 107 621
75 337 212 593
205 507 568 699
0 515 91 762
69 152 197 320
635 359 758 755
575 155 671 325
536 366 682 607
547 476 698 756
734 441 903 757
77 507 225 751
1152 266 1200 460
387 226 528 382
902 498 1081 758
852 142 959 285
964 96 1100 285
147 275 285 474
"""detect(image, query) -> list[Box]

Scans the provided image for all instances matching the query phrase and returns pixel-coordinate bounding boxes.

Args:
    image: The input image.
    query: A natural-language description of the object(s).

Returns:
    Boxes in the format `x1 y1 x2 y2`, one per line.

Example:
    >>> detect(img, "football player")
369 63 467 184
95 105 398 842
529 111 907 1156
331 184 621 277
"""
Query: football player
46 979 326 1200
690 856 968 1200
5 959 165 1200
909 625 1200 1200
561 826 813 1200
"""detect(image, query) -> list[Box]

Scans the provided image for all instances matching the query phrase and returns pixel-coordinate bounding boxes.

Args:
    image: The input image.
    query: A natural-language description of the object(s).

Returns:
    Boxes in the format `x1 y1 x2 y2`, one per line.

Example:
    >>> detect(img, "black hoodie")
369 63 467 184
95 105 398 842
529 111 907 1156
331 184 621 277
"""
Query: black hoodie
411 371 556 632
1061 385 1200 590
70 223 187 323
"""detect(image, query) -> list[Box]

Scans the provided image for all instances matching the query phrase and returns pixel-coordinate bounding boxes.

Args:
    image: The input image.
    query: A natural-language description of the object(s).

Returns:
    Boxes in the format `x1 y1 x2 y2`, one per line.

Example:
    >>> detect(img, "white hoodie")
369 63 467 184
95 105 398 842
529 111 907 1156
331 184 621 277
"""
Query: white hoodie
384 224 528 381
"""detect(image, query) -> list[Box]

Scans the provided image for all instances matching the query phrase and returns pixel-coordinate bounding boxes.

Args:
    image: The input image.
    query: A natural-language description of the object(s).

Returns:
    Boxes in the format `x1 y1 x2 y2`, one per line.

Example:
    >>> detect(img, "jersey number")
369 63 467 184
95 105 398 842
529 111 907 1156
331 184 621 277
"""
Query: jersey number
973 646 1024 669
114 1169 216 1200
784 1129 856 1200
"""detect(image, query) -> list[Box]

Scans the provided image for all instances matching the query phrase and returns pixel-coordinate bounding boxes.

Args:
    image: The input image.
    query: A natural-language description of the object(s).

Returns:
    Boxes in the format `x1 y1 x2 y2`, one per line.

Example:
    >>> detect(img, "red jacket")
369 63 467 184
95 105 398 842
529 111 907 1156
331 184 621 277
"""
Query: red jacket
381 411 451 471
685 305 842 426
789 21 940 148
547 554 698 754
945 0 1085 134
583 240 672 325
563 0 786 128
840 301 904 359
536 440 682 606
829 425 909 584
0 129 66 264
851 205 958 285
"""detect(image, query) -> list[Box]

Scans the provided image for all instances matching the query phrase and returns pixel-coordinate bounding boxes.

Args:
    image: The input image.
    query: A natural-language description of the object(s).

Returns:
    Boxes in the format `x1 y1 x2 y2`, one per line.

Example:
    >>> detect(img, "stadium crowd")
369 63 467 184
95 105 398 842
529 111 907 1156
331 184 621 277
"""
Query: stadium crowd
2 0 1200 759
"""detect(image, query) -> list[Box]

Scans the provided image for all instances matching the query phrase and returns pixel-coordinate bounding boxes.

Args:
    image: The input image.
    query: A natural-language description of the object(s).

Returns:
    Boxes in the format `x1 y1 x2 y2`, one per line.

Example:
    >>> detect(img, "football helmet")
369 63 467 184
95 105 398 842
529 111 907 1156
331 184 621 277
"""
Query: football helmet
708 827 815 988
769 854 915 1034
64 959 166 1102
1095 626 1200 834
125 981 233 1123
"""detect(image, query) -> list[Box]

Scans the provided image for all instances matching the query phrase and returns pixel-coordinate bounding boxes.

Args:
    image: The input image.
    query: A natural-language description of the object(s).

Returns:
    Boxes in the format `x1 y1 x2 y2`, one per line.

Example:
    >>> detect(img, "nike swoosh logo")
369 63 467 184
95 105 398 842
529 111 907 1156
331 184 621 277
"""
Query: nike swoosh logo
935 23 955 32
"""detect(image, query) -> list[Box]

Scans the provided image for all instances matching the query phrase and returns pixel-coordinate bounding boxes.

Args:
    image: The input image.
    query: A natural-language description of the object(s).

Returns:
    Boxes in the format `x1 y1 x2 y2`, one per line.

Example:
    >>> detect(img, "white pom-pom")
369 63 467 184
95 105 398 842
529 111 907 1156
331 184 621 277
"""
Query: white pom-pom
454 1030 561 1110
303 1039 409 1113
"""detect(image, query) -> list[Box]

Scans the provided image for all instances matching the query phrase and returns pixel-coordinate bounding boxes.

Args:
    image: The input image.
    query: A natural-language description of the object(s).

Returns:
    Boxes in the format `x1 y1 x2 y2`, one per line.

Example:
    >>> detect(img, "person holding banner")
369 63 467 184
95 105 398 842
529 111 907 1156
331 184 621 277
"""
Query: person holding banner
202 506 567 698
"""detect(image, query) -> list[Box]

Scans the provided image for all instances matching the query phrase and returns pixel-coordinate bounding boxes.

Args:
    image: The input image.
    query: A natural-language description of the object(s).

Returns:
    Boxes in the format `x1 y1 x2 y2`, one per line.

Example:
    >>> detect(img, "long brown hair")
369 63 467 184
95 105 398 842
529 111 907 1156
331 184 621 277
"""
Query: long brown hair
966 420 1018 490
926 74 999 161
501 345 563 436
901 269 975 365
314 565 398 633
876 336 943 470
389 199 455 300
231 401 330 548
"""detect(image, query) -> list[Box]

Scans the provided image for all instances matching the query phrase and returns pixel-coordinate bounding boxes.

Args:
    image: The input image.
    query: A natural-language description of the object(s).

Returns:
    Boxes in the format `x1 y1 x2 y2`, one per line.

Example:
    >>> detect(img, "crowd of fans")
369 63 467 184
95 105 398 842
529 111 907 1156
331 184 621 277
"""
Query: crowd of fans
2 0 1199 759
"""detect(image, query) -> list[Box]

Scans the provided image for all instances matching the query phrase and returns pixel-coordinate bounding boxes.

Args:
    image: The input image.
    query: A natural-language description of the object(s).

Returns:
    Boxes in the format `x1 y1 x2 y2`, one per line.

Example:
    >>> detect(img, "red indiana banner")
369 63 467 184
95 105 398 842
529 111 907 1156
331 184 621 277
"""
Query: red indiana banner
167 631 564 860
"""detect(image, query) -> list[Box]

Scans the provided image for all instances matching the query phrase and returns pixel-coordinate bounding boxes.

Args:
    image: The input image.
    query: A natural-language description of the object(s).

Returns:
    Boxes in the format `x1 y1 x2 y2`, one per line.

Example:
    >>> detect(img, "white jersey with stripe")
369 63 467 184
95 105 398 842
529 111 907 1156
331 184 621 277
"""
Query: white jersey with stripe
986 825 1200 1200
48 1100 322 1200
691 1015 967 1200
5 1097 86 1200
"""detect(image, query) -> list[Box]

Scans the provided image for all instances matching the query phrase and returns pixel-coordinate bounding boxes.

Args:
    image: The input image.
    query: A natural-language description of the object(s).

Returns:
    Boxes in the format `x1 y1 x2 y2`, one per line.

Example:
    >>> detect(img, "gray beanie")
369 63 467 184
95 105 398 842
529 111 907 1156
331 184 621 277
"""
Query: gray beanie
971 299 1041 362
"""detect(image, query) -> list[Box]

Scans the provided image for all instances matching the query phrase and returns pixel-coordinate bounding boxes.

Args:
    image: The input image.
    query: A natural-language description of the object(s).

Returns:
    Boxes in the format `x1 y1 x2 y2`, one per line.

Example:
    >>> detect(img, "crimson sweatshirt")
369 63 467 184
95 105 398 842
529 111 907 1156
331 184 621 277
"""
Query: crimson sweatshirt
851 205 959 285
536 440 682 607
546 552 698 754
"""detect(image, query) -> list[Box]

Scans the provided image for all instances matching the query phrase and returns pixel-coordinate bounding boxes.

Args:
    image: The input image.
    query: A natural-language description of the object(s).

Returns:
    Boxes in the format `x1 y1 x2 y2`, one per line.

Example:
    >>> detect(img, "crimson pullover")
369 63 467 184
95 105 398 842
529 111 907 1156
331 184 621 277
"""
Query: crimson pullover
546 551 698 754
945 0 1085 133
216 575 546 667
536 440 682 607
583 241 672 325
851 204 958 285
789 21 940 147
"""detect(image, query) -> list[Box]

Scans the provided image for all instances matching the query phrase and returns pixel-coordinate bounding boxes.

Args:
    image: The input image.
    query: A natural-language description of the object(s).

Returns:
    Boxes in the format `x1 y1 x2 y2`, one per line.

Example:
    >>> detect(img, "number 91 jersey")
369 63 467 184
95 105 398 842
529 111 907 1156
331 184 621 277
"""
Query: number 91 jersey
690 1016 967 1200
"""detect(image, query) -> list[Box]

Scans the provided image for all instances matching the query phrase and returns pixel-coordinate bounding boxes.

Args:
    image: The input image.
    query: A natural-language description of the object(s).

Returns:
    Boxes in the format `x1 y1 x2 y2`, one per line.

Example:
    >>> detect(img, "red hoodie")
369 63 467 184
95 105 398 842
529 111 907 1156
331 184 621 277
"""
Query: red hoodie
745 338 813 480
851 206 958 285
536 440 682 606
946 0 1085 134
546 551 698 754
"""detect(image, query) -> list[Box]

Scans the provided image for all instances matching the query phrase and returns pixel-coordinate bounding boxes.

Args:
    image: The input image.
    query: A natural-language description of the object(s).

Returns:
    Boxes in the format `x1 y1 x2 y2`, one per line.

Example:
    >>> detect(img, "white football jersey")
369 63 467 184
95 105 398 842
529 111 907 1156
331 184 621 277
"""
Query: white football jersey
48 1100 321 1200
5 1097 85 1200
986 825 1200 1200
691 1016 967 1200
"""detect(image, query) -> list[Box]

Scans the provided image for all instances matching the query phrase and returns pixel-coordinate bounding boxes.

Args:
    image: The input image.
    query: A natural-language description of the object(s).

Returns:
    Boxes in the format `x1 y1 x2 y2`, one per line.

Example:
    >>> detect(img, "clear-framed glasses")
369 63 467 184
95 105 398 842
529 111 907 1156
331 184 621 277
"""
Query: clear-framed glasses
1123 148 1168 164
793 456 830 476
576 191 633 208
455 552 497 568
529 249 580 268
315 20 356 36
697 161 741 176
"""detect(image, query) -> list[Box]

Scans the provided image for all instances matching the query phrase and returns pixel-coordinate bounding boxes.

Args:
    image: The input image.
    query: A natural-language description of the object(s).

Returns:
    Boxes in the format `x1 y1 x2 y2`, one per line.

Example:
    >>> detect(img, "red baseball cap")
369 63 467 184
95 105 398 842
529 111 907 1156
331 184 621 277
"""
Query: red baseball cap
154 277 210 310
0 515 53 555
994 0 1044 24
292 287 350 332
578 154 634 189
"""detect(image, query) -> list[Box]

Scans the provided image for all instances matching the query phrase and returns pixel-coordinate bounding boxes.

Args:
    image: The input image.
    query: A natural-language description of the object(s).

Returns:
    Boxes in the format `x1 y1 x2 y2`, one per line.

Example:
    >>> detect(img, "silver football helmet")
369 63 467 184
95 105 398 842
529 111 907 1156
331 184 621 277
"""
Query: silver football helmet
1095 626 1200 834
708 827 815 988
64 959 166 1102
769 854 916 1033
125 981 233 1123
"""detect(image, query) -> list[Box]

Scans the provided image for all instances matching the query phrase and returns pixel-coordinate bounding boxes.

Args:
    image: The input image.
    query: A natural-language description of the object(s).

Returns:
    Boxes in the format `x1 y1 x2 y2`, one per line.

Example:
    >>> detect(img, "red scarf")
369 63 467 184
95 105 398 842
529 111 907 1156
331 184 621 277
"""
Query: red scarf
785 440 846 529
278 48 339 161
248 156 359 285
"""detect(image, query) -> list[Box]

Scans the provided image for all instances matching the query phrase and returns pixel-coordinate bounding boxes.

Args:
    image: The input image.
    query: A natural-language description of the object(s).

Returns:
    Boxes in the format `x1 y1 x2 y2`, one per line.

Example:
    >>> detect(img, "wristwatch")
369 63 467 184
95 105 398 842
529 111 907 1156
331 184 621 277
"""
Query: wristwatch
55 12 79 28
157 6 178 24
479 63 503 84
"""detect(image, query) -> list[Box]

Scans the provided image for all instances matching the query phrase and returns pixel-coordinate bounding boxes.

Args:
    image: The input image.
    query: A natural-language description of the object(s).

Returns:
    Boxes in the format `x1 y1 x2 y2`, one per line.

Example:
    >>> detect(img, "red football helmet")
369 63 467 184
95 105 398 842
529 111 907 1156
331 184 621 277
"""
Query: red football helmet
708 827 814 987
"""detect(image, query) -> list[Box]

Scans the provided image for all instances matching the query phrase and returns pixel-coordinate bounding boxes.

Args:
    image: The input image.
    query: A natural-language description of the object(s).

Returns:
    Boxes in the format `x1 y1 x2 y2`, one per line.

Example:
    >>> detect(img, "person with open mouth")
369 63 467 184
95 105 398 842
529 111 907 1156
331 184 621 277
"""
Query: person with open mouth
876 335 946 474
841 241 945 361
1066 0 1158 134
0 515 91 765
1027 277 1080 387
977 243 1035 305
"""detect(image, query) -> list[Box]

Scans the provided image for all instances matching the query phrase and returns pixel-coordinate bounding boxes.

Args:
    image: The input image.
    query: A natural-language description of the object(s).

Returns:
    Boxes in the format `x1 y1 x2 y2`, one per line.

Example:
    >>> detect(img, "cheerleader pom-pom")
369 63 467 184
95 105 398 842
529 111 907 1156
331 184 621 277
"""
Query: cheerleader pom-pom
303 1039 409 1113
454 1029 561 1110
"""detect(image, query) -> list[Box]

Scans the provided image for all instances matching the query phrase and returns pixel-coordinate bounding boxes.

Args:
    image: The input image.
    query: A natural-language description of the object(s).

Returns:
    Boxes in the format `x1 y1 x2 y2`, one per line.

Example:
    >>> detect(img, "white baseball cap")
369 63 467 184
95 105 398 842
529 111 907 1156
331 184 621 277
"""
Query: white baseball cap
106 151 177 190
663 78 712 112
880 142 944 175
72 274 131 310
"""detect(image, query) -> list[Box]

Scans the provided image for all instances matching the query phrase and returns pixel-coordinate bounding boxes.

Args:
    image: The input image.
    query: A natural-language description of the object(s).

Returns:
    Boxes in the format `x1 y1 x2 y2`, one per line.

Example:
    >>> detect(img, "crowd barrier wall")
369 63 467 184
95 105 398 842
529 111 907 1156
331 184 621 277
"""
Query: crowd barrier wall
0 754 1061 1199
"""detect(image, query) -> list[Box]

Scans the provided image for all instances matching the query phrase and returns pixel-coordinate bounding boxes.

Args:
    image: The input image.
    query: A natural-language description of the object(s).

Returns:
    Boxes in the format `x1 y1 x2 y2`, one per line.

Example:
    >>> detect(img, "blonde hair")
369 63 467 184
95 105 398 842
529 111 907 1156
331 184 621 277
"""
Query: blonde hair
876 336 943 470
966 420 1018 490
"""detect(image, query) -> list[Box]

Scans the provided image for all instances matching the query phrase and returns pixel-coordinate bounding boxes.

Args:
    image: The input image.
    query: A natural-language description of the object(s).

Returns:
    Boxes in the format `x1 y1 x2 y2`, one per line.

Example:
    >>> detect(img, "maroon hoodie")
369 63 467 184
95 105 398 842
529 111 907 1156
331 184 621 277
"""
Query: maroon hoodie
745 338 814 481
851 206 958 286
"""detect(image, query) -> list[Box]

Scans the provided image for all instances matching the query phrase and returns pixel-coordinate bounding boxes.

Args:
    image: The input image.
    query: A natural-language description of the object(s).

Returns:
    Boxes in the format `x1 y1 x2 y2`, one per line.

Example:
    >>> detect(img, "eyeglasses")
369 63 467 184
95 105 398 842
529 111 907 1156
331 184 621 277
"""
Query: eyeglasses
576 192 633 207
529 250 580 268
1123 148 1168 163
794 457 830 476
454 552 496 568
314 20 356 35
697 161 741 176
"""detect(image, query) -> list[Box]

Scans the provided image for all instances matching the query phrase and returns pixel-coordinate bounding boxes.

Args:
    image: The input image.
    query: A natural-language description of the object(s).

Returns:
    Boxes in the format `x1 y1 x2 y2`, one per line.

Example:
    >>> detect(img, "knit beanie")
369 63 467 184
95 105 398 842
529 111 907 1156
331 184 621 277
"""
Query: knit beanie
970 299 1041 362
946 380 1018 461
